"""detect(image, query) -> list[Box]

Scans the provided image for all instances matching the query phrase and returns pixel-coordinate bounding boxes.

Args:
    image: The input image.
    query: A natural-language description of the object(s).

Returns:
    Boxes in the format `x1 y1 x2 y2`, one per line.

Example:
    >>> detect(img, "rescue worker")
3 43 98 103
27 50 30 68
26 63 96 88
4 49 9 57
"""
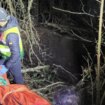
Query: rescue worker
0 7 24 84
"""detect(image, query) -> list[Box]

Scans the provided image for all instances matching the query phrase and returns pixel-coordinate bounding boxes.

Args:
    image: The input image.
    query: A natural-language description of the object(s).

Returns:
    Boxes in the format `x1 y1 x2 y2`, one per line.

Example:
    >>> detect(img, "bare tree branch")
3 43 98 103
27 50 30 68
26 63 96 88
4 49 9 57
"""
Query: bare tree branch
52 6 95 17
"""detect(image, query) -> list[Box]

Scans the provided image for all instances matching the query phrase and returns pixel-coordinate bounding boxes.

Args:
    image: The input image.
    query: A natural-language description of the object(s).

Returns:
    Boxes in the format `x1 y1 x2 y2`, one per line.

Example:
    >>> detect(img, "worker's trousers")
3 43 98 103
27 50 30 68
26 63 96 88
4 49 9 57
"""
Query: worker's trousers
9 60 24 84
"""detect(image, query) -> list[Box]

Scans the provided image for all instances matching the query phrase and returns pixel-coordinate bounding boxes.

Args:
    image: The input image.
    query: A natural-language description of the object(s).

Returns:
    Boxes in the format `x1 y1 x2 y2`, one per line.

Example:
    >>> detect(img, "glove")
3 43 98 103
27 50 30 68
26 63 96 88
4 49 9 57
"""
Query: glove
0 65 8 75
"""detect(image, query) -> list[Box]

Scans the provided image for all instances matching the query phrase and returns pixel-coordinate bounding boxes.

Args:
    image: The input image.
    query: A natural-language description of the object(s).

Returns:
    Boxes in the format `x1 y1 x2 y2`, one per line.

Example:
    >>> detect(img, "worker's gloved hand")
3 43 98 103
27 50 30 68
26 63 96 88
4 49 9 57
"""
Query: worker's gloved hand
0 65 8 75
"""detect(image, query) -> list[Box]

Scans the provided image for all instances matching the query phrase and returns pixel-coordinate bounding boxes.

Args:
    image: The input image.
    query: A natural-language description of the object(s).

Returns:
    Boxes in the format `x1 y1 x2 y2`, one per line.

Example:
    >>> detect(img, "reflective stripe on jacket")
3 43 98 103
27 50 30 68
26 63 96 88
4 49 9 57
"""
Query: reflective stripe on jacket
1 27 24 59
0 44 11 59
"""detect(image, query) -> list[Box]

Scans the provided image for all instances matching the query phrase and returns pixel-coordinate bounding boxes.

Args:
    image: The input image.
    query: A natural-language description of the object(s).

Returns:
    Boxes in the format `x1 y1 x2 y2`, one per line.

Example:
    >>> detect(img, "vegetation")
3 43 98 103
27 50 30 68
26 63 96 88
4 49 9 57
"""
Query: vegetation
0 0 105 105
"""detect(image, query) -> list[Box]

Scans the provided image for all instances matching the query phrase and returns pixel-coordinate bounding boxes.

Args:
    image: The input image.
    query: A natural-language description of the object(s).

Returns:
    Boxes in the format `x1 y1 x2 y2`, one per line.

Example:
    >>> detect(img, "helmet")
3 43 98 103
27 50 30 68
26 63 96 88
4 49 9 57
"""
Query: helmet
53 86 80 105
0 7 10 21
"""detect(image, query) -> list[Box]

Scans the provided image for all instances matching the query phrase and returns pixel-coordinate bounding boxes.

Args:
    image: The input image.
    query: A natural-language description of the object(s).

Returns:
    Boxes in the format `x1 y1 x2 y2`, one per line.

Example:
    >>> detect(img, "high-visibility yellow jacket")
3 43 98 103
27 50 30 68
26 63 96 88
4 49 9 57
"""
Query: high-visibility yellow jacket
0 26 24 59
0 16 24 69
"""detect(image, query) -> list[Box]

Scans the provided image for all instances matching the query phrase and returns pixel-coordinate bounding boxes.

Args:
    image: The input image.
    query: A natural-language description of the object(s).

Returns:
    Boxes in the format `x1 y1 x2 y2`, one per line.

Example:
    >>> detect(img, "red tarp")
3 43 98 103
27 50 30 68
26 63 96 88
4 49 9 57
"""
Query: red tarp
0 84 51 105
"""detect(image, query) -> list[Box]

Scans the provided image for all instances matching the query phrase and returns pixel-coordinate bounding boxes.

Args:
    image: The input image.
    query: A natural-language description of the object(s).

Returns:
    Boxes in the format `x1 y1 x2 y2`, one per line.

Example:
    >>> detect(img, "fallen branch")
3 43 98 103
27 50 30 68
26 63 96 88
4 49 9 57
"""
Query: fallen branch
22 65 50 73
43 22 88 32
33 82 64 91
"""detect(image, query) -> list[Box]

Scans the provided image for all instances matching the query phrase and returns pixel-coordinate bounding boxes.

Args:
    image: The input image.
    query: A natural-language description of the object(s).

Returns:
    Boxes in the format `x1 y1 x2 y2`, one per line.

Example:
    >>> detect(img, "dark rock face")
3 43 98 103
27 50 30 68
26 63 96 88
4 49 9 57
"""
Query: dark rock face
37 27 83 84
